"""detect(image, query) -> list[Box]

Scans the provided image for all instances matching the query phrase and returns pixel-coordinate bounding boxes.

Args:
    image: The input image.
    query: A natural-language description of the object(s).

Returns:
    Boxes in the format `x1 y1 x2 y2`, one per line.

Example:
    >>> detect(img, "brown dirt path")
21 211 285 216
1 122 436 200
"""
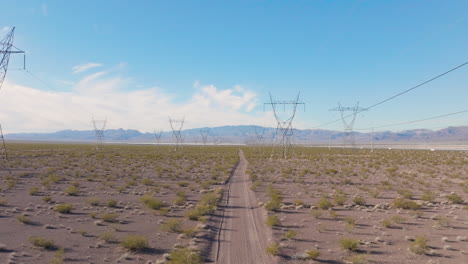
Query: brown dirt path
212 150 277 264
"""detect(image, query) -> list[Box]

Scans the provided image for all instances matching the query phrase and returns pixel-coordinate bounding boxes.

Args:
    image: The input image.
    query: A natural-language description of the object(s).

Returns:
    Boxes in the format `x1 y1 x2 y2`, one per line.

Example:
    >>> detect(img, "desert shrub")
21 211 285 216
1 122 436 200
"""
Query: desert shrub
173 191 187 206
264 198 281 211
185 190 221 220
50 247 65 264
447 193 464 204
293 199 304 206
266 215 280 227
106 199 118 208
305 249 320 260
55 203 73 214
392 198 420 210
421 191 436 202
0 199 7 206
28 236 57 250
382 219 393 228
282 230 297 240
88 197 100 206
397 189 413 199
266 242 280 256
177 181 189 187
64 185 79 196
161 219 183 233
48 174 63 183
352 195 366 205
168 247 202 264
334 193 347 206
99 231 117 243
340 238 360 251
409 236 429 255
182 228 198 238
42 196 52 203
310 208 322 218
120 235 148 251
141 195 165 210
316 197 332 210
29 186 40 195
101 213 118 222
141 178 154 186
345 254 368 264
17 215 32 224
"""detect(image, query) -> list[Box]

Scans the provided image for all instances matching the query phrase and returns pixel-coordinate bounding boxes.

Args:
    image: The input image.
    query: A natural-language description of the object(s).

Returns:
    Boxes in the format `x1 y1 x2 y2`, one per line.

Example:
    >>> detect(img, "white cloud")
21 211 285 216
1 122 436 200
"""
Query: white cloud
1 26 11 33
0 67 273 134
72 63 103 74
41 3 48 16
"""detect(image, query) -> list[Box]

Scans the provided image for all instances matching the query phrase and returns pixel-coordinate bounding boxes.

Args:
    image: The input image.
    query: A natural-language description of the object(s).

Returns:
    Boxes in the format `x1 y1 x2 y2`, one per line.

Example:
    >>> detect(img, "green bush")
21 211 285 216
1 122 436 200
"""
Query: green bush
409 236 429 255
168 247 202 264
282 230 297 240
447 193 464 204
101 213 118 223
55 203 73 214
28 236 57 250
141 195 165 210
392 198 420 210
316 197 332 210
264 198 281 211
120 235 148 251
88 197 100 206
161 219 183 233
266 215 280 227
334 193 347 206
305 249 320 260
421 191 436 202
352 196 366 206
340 238 360 251
29 186 40 195
106 199 118 208
17 215 32 224
266 242 280 256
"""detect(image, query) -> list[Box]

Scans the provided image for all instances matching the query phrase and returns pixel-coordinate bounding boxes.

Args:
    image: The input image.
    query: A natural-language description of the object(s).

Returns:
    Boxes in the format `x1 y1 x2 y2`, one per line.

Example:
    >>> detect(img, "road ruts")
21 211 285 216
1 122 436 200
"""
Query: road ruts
213 150 276 264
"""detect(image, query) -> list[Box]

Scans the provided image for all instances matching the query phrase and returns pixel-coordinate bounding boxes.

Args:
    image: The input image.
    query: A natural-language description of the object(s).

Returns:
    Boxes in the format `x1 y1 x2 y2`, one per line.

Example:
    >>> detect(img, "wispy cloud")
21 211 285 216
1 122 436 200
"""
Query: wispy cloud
0 65 272 133
72 62 103 74
1 26 11 33
41 3 48 16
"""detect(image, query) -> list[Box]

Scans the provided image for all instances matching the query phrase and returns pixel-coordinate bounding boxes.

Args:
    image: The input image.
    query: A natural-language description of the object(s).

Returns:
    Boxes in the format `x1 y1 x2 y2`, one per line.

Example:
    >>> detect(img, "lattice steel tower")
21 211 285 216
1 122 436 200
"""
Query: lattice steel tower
92 117 107 150
265 92 305 159
0 27 25 163
169 117 184 151
330 102 366 148
200 128 210 145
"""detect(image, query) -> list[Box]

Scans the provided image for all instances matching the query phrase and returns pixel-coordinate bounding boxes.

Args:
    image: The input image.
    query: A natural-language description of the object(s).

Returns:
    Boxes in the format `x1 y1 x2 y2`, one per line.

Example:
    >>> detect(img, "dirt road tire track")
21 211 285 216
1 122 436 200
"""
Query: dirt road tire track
211 150 277 264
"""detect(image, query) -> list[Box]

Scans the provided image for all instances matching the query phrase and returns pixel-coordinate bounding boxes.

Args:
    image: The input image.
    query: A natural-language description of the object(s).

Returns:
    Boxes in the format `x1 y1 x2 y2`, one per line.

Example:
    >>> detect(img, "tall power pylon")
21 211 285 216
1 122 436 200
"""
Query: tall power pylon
200 128 210 145
92 117 107 150
265 92 305 159
0 27 25 163
169 117 184 151
330 102 366 148
153 129 163 146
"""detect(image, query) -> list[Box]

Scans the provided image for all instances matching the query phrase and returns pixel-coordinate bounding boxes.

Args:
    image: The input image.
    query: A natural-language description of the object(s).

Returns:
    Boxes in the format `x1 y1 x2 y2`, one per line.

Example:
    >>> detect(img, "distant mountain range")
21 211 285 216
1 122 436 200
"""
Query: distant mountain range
5 125 468 145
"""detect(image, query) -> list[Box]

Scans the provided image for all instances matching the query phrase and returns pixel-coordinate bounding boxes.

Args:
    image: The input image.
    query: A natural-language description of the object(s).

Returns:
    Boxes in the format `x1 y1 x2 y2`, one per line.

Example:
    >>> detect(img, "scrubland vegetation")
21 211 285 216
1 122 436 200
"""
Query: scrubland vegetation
244 146 468 263
0 143 238 264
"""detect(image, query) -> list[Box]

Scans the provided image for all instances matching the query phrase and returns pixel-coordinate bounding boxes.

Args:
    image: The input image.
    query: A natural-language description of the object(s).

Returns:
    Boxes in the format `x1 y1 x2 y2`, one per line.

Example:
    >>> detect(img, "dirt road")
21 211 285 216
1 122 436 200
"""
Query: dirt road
212 150 276 264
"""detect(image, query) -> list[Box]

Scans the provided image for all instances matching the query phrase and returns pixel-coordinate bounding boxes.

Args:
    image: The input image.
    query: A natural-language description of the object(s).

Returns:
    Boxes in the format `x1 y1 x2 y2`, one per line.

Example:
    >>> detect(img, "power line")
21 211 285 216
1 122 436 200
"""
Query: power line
356 108 468 131
312 59 468 129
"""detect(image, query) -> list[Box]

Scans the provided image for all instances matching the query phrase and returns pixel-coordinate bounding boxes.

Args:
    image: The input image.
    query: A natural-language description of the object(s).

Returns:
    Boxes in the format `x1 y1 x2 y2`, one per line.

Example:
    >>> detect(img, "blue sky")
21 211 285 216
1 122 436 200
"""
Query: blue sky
1 0 468 133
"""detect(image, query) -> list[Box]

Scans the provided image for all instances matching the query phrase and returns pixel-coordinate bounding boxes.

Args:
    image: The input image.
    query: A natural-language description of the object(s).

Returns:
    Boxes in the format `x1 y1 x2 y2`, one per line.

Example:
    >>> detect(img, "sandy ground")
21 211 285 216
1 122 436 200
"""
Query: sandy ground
211 150 276 264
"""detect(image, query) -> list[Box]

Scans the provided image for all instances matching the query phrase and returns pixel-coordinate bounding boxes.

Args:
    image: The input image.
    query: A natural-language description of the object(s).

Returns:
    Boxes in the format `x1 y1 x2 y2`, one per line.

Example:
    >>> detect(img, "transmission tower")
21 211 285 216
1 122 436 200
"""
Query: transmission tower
169 117 184 151
329 102 366 148
92 117 107 150
0 27 25 164
153 129 162 146
200 128 210 145
265 92 305 159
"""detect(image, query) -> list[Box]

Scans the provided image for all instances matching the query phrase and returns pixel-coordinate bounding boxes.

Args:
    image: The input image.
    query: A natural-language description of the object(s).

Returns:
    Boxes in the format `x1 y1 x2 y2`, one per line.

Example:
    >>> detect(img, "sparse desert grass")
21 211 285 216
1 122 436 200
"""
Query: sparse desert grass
392 198 421 210
446 193 464 204
266 214 280 227
168 247 203 264
305 249 320 260
409 236 429 255
120 235 148 251
266 242 281 256
141 195 165 210
339 238 360 251
161 218 183 233
106 199 118 208
55 203 73 214
29 186 40 195
28 236 57 250
316 197 332 210
99 231 117 243
88 197 100 206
